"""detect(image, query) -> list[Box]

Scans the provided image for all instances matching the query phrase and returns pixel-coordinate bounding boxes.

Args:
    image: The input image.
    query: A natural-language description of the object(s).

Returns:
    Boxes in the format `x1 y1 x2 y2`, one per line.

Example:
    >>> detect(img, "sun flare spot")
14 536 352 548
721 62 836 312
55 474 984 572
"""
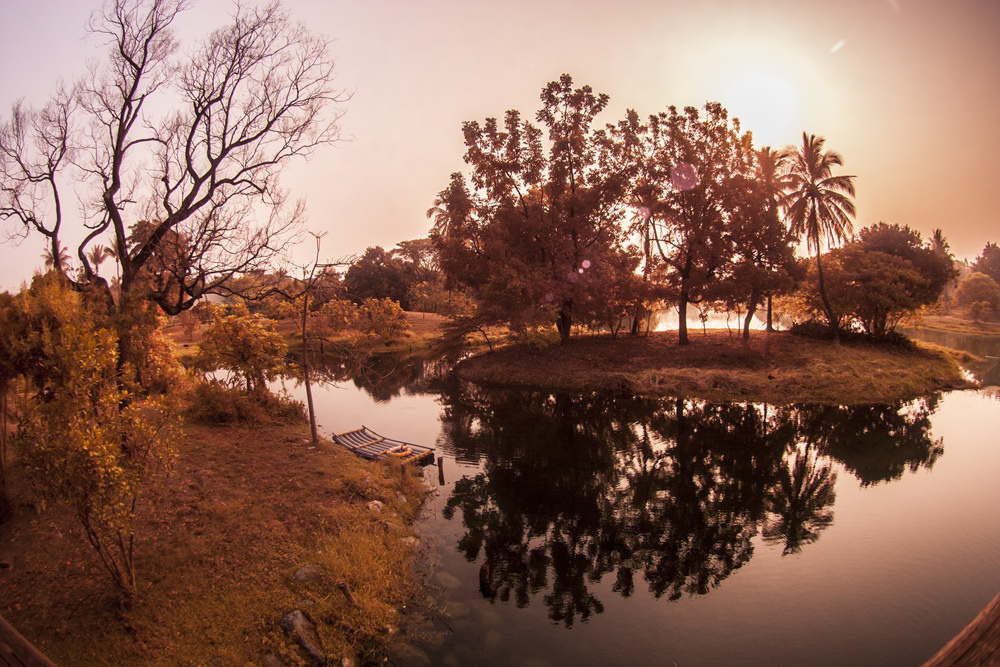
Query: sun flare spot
724 69 798 147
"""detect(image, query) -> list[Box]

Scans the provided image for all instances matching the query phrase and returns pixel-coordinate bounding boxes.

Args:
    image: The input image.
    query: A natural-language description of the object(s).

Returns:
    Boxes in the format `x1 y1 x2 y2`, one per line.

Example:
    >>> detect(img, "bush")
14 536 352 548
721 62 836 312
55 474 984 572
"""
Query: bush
186 379 305 425
359 298 411 340
954 272 1000 319
196 305 289 393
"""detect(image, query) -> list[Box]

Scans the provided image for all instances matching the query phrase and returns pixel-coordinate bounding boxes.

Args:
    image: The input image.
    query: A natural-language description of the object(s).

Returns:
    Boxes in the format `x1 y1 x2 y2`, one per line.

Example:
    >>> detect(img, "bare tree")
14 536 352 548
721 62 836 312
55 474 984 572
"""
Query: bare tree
0 87 75 273
1 0 347 314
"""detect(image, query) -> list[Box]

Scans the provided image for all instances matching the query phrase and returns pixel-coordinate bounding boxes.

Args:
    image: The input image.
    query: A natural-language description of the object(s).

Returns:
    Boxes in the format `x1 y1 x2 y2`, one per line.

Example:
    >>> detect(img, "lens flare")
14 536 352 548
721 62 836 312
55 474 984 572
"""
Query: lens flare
670 162 699 191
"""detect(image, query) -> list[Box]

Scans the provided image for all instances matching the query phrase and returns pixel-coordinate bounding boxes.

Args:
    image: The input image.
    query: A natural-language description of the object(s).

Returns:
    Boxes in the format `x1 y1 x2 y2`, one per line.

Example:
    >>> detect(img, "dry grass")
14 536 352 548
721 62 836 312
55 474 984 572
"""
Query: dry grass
457 329 976 405
0 422 426 665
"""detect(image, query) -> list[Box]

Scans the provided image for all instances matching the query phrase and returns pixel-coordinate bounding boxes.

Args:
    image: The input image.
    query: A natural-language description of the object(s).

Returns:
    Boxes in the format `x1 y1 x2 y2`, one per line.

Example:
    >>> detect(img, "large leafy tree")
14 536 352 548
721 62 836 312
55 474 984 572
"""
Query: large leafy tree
644 103 754 345
596 109 667 334
783 133 856 342
196 305 289 395
431 75 627 344
797 223 955 340
954 272 1000 319
721 145 799 340
343 244 433 310
0 0 346 317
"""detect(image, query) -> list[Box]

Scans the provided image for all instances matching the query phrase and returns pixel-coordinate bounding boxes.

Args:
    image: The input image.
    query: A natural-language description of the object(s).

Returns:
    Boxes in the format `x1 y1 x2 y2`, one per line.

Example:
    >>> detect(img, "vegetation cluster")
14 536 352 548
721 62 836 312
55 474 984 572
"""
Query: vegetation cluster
424 75 962 347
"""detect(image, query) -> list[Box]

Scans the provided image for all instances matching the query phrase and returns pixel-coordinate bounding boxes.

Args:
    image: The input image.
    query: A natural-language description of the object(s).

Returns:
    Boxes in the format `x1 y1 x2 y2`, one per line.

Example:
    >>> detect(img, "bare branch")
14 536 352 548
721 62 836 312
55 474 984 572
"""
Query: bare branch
2 0 348 314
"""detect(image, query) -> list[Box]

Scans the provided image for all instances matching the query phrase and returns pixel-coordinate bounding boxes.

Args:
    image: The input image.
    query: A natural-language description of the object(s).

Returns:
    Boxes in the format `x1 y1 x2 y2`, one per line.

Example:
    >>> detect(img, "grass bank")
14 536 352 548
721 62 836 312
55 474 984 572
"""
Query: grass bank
457 330 976 404
0 422 427 665
908 313 1000 336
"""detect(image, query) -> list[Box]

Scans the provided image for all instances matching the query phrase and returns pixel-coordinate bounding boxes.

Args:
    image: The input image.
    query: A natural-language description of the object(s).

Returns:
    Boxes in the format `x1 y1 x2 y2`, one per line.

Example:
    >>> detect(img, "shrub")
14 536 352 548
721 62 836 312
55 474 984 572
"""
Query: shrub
186 379 305 425
196 305 289 393
359 298 411 340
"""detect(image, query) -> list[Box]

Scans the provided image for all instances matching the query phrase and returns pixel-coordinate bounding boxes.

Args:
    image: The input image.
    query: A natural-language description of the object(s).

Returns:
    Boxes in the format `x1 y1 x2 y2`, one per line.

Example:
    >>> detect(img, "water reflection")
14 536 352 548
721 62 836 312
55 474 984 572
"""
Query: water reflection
291 348 455 402
437 384 943 626
762 443 836 555
797 398 943 486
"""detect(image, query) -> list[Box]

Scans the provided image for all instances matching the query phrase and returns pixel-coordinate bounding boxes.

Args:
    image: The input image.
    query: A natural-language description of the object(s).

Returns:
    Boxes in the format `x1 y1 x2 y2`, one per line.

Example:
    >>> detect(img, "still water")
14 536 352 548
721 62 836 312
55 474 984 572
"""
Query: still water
282 352 1000 666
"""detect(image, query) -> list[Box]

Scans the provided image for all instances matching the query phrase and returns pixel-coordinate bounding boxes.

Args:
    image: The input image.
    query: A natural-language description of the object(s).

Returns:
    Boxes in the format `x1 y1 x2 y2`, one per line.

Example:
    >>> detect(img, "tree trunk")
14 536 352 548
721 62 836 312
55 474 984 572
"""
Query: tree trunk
557 300 573 345
815 249 840 344
301 290 319 447
630 224 653 337
677 295 689 346
0 390 10 524
743 302 757 341
766 294 774 332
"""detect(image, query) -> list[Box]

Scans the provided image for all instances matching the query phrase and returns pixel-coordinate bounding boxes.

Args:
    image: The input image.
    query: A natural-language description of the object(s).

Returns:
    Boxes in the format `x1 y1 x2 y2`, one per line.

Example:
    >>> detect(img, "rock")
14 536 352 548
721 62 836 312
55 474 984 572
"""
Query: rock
484 629 502 649
400 536 420 548
340 654 360 667
382 520 404 533
294 564 323 582
396 493 408 504
445 601 470 619
434 571 461 590
280 610 326 665
387 642 431 667
262 654 283 667
367 500 385 514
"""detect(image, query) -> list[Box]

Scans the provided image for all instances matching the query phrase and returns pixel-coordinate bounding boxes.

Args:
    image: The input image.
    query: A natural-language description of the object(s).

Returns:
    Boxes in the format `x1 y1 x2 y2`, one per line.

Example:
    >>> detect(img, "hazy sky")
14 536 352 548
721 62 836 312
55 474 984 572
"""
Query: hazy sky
1 0 998 289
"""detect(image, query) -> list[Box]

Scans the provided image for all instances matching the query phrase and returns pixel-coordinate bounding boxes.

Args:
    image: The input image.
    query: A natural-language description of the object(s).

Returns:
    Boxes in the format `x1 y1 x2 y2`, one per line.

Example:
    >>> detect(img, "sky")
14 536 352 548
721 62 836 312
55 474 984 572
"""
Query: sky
1 0 999 289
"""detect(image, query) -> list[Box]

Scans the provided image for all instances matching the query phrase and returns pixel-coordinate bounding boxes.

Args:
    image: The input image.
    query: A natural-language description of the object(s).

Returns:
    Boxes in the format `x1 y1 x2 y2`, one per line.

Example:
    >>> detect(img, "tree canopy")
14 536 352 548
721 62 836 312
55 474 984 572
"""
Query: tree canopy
432 78 822 345
431 75 628 344
796 223 955 339
973 242 1000 285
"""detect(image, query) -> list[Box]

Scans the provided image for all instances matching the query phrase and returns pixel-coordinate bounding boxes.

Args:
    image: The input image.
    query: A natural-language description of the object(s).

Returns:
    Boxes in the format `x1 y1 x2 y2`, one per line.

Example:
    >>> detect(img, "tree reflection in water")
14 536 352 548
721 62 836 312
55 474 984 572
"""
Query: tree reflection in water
438 383 944 627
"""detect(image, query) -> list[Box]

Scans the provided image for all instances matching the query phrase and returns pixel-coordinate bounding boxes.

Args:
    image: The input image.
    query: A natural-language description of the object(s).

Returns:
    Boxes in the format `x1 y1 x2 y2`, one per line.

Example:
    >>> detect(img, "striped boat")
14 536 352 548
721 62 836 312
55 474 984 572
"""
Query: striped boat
331 426 435 466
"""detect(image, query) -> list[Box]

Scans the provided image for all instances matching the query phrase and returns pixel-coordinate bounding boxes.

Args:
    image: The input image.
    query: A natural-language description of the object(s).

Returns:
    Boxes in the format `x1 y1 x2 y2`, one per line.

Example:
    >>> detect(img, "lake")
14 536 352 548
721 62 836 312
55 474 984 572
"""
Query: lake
280 347 1000 666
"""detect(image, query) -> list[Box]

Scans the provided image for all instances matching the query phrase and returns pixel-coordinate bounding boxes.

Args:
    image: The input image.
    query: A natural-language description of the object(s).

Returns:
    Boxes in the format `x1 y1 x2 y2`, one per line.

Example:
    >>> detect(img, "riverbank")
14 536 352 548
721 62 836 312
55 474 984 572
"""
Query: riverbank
911 313 1000 336
0 421 426 665
457 330 976 404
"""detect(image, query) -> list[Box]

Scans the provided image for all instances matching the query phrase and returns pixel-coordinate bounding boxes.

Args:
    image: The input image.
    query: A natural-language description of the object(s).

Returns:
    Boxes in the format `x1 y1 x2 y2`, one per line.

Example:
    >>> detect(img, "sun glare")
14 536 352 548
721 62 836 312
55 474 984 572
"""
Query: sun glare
724 69 798 148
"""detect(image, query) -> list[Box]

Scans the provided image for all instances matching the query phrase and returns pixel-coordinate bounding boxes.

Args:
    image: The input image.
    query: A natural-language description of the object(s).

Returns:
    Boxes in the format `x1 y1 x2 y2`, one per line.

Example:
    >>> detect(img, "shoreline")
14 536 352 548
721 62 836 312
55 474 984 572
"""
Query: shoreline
455 330 977 405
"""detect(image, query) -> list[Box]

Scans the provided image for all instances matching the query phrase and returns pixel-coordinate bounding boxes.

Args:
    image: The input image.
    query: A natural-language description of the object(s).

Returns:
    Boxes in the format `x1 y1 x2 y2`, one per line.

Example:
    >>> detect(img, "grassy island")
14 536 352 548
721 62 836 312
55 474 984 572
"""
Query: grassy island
456 330 977 405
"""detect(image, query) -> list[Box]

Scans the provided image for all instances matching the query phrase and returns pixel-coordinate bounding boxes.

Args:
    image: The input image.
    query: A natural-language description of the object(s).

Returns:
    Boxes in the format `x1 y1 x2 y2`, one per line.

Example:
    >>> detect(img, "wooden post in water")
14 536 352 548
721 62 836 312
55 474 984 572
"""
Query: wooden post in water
437 456 445 486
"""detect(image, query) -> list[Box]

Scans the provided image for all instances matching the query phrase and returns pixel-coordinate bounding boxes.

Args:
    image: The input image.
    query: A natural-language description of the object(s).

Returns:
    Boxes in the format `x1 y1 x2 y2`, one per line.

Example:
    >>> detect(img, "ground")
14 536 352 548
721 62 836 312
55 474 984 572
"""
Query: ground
0 421 426 666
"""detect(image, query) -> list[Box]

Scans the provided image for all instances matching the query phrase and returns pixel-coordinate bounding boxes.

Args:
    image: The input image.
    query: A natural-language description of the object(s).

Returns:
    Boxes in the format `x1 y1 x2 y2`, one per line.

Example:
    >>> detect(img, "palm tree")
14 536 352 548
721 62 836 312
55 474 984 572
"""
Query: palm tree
930 228 952 259
762 443 837 556
41 243 70 272
783 133 856 342
86 244 113 276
